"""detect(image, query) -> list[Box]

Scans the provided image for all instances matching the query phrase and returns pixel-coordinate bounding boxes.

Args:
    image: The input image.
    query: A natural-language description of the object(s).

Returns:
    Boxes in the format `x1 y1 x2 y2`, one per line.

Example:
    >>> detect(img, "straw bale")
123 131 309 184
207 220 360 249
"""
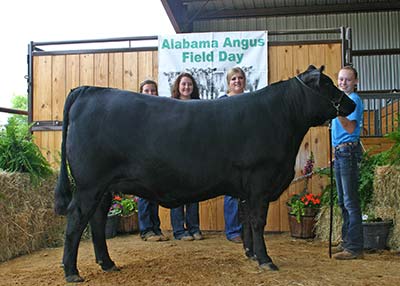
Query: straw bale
372 165 400 250
315 165 400 250
314 205 342 244
0 171 66 262
374 166 400 208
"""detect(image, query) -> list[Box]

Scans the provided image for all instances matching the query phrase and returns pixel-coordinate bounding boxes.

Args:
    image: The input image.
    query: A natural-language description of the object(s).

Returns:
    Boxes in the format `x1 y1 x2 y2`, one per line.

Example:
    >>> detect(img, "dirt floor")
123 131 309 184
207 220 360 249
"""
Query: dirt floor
1 231 399 286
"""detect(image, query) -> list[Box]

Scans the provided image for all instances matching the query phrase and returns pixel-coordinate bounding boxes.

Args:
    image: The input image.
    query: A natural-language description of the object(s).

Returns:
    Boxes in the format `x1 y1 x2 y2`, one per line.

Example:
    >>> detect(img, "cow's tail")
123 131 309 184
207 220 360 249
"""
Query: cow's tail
54 86 87 215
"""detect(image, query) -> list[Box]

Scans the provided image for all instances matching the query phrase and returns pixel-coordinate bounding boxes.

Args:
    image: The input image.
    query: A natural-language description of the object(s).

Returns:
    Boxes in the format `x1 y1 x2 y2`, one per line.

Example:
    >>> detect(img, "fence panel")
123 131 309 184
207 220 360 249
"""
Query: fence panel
31 43 341 232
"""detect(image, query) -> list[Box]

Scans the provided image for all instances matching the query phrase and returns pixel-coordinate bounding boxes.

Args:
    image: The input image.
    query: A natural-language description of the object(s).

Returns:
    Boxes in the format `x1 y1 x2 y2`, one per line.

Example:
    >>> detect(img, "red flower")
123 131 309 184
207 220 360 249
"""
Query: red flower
108 194 138 216
287 191 321 223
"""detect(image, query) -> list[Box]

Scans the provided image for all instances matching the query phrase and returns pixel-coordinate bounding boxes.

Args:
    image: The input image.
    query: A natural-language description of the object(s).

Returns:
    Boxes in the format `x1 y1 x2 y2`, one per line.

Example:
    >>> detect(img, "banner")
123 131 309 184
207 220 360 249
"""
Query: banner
158 31 268 99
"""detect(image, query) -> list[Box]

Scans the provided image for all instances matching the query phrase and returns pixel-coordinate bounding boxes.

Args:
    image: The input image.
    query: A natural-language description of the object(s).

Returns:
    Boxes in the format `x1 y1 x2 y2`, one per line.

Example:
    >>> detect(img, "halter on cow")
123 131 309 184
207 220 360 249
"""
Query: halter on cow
54 65 355 282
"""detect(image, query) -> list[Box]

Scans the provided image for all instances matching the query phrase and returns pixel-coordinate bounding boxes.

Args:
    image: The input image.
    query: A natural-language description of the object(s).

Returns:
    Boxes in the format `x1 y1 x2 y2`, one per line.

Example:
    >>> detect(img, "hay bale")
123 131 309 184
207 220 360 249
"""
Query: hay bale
314 205 342 244
373 165 400 250
315 165 400 251
0 171 66 262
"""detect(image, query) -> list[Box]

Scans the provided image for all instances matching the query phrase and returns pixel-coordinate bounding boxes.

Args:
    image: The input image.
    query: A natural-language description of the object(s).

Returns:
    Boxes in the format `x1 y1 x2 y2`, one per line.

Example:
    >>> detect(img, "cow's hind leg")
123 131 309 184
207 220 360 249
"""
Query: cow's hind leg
249 200 279 271
62 201 90 282
239 200 256 260
62 188 102 283
89 192 119 272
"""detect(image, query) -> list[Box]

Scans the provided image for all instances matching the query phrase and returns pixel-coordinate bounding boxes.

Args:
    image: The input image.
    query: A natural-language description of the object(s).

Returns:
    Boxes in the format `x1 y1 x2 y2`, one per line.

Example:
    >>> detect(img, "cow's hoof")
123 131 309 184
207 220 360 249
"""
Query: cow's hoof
103 264 121 272
245 248 257 261
65 274 84 283
259 262 279 271
247 255 257 261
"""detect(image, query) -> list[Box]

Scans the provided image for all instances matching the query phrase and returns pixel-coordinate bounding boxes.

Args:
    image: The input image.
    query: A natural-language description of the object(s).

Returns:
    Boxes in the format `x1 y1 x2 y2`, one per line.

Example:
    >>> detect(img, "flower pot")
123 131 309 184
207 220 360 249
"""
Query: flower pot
118 212 139 234
288 207 318 239
105 215 120 239
363 221 392 250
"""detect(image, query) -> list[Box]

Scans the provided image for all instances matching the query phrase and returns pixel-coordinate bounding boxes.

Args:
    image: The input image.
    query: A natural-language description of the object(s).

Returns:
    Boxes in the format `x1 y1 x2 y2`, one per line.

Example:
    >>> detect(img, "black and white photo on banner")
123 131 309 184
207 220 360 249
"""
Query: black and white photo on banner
158 31 268 99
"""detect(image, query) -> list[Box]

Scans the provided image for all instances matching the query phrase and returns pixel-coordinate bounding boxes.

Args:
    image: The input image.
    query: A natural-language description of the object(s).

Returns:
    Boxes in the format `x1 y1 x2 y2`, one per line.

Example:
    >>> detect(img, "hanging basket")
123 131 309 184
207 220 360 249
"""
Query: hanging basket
288 207 319 239
118 212 139 234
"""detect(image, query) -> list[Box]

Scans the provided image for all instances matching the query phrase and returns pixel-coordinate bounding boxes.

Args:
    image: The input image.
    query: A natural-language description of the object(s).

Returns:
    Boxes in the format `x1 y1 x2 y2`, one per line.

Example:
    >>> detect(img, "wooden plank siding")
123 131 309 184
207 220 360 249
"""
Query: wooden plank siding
265 43 341 232
361 137 395 155
381 101 399 134
32 43 342 232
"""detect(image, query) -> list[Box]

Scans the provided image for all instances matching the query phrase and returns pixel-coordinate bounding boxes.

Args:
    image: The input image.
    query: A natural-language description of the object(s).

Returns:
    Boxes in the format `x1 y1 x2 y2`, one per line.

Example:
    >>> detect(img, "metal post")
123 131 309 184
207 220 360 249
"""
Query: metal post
340 26 346 67
345 27 352 66
27 42 34 125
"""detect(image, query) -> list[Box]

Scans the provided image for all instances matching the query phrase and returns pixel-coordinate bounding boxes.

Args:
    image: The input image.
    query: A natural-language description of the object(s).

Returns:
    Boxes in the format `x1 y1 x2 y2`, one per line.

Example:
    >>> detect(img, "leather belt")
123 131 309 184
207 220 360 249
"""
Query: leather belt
335 141 359 150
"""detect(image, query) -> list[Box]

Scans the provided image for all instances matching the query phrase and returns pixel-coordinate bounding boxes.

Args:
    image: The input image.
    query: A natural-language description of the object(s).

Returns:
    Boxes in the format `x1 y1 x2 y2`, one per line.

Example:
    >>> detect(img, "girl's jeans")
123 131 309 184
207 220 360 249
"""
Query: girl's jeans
334 143 363 254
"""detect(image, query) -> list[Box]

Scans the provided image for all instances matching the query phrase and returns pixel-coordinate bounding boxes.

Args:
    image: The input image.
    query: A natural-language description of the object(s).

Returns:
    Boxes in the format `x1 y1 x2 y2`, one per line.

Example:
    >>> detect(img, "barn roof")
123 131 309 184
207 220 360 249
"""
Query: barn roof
160 0 400 33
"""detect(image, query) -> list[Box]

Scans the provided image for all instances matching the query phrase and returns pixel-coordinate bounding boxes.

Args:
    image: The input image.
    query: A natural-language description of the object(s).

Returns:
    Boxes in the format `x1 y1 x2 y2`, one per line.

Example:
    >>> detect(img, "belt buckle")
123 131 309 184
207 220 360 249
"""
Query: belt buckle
336 141 357 150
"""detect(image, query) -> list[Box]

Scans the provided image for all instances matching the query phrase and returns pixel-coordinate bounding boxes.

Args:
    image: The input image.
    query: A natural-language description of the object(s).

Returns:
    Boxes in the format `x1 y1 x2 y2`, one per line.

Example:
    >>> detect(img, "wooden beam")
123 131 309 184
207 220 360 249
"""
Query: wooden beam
195 2 400 20
161 0 192 33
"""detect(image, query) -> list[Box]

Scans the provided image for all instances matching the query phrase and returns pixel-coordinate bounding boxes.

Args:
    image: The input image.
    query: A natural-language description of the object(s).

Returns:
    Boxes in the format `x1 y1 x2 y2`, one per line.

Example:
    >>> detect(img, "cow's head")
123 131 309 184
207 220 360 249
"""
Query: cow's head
297 65 356 125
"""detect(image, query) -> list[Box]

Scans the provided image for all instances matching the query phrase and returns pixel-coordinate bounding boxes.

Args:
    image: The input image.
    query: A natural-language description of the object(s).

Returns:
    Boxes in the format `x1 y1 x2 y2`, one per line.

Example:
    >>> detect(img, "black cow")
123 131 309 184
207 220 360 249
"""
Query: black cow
54 65 355 282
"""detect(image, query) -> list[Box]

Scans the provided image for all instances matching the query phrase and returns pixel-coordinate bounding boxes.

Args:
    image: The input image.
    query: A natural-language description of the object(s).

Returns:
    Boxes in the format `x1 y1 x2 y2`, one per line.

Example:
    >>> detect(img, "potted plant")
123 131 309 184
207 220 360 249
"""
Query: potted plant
287 152 321 238
287 191 321 238
107 193 139 235
358 150 396 250
361 210 393 250
288 192 321 223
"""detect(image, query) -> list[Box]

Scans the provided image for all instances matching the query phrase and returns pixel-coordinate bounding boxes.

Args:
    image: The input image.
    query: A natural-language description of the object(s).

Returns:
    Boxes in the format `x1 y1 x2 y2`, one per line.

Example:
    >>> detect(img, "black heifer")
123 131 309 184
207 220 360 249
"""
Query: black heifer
54 65 355 282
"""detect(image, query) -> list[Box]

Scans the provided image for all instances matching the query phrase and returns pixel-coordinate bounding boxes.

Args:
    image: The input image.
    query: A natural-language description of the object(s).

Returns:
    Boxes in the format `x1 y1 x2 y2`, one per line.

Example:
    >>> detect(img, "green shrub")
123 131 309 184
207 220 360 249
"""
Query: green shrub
384 116 400 166
315 167 337 207
317 150 389 214
0 117 52 183
9 94 28 126
358 151 389 212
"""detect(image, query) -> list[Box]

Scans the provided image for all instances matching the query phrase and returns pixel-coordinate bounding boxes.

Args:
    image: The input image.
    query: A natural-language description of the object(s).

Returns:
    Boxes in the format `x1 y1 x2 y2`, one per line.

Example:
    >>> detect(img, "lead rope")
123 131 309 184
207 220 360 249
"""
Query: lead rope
333 93 343 117
328 120 334 258
330 93 343 257
295 76 344 113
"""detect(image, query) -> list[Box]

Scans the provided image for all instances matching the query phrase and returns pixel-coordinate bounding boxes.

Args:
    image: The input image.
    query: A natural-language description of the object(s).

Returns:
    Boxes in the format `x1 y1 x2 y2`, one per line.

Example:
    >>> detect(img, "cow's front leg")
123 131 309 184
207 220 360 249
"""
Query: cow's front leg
239 200 256 260
89 192 119 272
249 200 279 271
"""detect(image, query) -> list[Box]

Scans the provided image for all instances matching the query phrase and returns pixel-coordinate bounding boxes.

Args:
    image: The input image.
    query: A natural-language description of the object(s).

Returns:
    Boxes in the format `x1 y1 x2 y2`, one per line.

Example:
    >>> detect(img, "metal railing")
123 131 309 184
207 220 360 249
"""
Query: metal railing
360 90 399 137
0 107 28 126
0 107 28 116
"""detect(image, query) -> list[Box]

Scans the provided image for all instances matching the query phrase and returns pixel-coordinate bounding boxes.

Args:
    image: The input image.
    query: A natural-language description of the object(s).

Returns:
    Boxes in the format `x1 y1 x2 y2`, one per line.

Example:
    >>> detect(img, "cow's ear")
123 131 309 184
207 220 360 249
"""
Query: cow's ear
300 65 321 89
307 65 317 71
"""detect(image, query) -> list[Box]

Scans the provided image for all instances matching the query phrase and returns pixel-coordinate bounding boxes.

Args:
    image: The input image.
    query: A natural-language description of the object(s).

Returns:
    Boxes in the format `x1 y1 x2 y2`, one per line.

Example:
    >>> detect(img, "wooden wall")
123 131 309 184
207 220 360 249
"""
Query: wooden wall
32 43 342 232
361 137 394 155
32 51 158 165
